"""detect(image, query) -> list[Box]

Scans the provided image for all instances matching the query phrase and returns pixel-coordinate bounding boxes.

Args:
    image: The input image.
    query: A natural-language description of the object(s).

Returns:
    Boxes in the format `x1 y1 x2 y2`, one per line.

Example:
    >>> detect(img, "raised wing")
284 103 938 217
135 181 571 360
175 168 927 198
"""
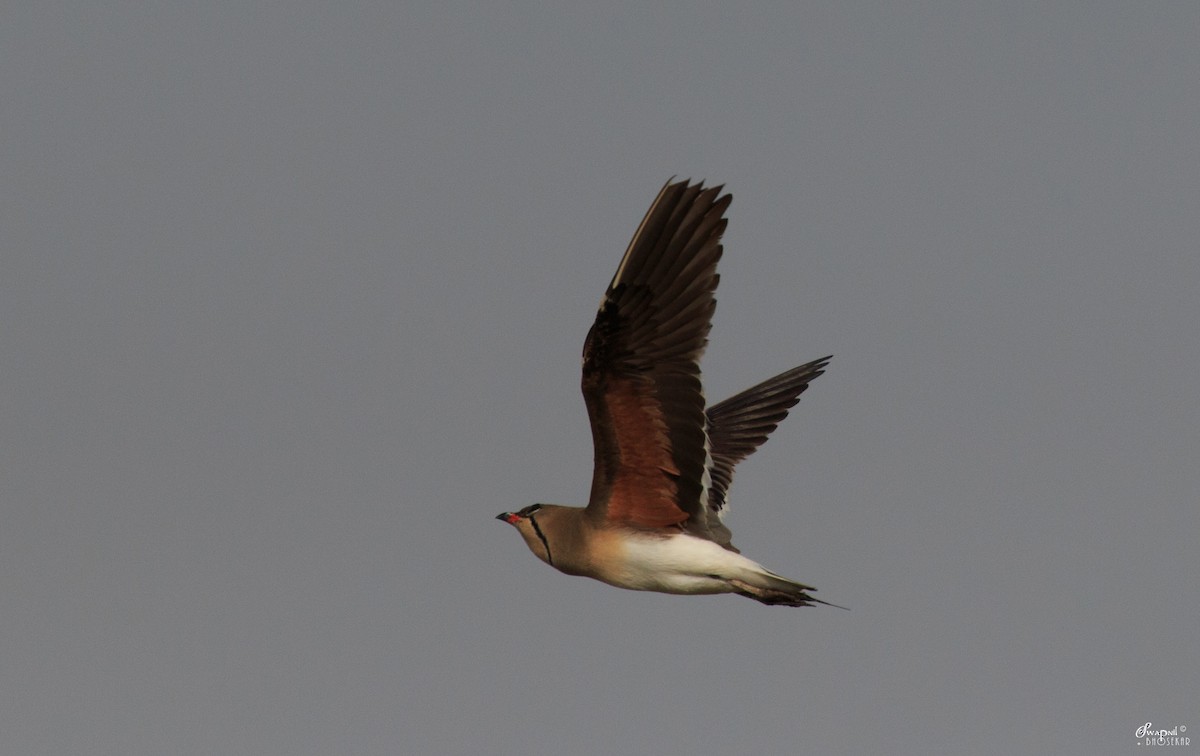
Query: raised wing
705 356 831 518
581 179 730 529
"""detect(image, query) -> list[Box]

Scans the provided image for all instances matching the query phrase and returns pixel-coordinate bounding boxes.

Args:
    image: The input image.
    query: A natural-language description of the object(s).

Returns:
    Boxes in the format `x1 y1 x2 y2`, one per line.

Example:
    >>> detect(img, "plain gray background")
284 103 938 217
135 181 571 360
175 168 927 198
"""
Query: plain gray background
3 3 1196 755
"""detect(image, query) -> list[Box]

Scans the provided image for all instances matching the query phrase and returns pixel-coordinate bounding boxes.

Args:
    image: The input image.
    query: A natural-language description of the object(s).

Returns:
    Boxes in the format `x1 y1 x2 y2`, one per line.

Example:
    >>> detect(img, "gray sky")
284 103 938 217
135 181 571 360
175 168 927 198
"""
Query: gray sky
3 4 1197 755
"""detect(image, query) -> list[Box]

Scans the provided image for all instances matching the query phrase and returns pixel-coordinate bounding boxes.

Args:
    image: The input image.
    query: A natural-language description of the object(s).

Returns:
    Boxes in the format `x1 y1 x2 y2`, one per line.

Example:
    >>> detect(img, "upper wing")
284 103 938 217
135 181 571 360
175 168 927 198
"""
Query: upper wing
581 179 731 529
705 356 831 518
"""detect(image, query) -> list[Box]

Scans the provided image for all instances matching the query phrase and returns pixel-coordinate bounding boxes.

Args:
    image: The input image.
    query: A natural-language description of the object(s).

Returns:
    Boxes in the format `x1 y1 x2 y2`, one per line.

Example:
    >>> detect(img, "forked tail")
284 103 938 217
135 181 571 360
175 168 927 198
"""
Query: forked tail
731 570 848 609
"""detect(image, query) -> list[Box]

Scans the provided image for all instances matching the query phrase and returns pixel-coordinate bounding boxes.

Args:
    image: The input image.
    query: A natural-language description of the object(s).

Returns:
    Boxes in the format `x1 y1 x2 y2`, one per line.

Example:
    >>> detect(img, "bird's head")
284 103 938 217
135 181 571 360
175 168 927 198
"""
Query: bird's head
496 503 554 566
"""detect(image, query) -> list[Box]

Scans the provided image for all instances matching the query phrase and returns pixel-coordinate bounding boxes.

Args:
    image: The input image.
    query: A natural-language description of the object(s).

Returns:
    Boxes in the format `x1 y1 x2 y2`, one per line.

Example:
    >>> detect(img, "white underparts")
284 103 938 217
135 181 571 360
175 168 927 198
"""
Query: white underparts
602 532 780 596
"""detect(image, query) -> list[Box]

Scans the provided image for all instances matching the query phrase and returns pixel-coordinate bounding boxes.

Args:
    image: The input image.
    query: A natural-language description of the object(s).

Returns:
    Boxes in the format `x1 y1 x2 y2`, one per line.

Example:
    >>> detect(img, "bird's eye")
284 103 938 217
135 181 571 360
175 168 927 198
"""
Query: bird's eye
519 504 543 517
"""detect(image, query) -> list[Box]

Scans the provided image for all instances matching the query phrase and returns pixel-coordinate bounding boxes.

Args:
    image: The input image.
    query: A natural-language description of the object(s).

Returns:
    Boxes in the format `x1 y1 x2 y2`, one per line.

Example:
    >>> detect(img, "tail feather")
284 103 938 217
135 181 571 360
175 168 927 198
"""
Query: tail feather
731 569 848 609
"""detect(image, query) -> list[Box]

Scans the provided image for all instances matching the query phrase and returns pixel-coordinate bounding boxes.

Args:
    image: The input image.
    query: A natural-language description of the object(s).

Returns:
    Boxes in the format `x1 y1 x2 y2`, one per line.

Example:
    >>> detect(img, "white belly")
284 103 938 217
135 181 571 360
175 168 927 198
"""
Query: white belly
601 533 768 595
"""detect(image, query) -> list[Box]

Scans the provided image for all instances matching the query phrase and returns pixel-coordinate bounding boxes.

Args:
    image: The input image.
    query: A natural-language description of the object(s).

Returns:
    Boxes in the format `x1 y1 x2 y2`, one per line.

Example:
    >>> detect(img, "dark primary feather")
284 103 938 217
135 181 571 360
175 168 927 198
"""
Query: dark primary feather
582 179 731 528
705 355 832 517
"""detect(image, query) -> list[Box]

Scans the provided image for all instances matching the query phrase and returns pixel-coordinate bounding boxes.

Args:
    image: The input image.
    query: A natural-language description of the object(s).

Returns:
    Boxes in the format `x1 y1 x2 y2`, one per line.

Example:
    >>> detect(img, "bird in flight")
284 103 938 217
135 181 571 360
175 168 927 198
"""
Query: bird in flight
498 179 839 608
